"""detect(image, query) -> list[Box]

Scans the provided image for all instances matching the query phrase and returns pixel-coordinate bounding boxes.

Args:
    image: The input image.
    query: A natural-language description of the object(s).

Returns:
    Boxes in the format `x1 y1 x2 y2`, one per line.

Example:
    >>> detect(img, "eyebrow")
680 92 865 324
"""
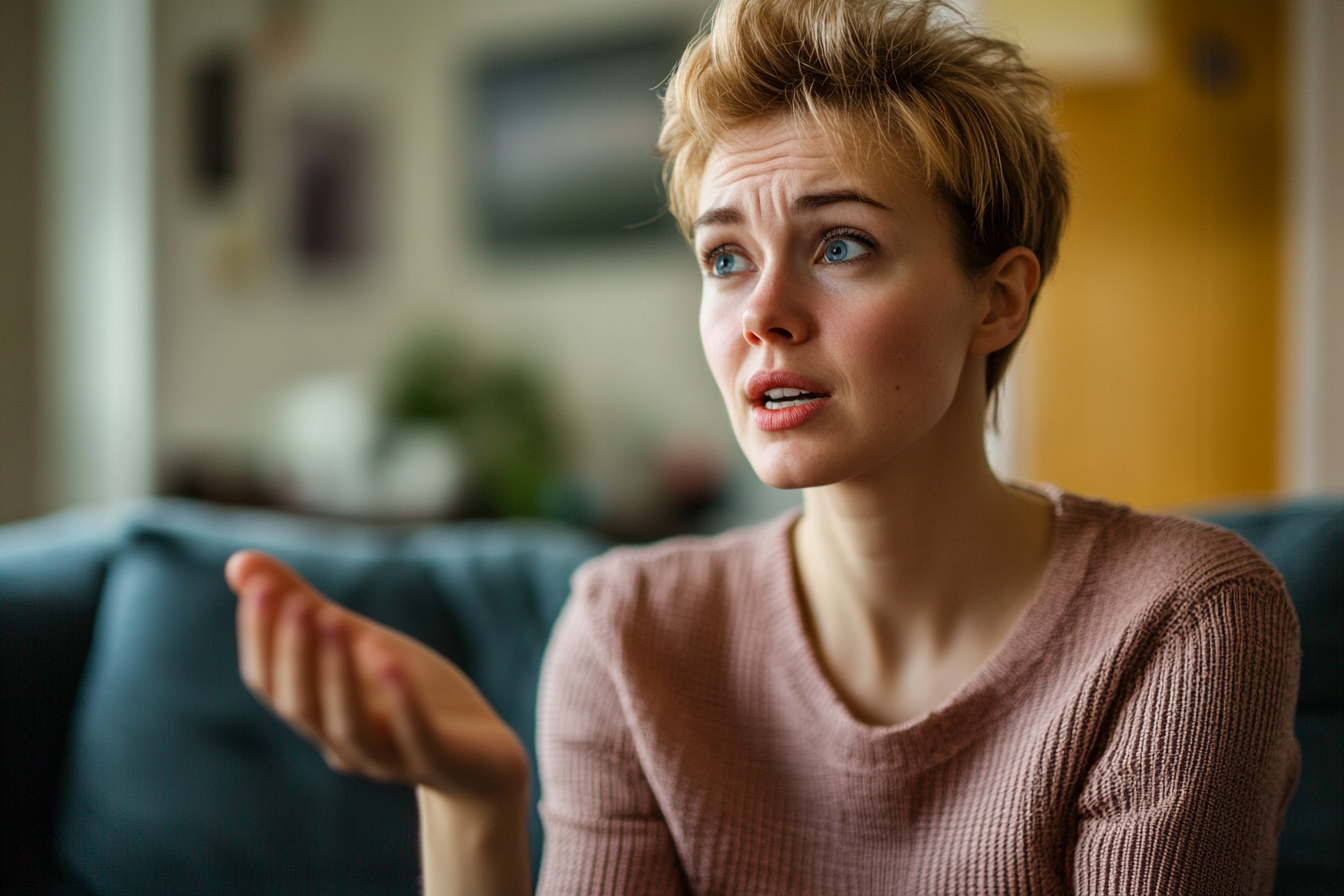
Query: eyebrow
691 190 890 234
691 207 744 232
793 190 891 213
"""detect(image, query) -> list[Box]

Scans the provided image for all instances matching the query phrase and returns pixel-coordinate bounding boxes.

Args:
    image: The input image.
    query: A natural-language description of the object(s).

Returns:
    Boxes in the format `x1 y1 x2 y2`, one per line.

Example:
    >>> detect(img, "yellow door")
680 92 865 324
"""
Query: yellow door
1020 0 1283 509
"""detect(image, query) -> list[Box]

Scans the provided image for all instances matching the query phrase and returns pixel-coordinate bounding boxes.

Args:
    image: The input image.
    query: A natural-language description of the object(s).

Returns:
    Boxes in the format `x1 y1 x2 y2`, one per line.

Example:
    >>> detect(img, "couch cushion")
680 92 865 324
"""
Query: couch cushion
56 501 603 896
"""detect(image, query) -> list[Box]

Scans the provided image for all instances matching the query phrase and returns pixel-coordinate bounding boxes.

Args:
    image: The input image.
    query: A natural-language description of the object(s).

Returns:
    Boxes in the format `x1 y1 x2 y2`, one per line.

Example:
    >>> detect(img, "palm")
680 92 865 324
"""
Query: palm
226 551 529 803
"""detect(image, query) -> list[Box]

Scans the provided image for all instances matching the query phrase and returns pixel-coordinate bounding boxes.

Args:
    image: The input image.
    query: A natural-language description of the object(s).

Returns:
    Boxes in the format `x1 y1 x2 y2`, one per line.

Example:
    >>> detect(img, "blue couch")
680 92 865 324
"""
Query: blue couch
1 498 1339 895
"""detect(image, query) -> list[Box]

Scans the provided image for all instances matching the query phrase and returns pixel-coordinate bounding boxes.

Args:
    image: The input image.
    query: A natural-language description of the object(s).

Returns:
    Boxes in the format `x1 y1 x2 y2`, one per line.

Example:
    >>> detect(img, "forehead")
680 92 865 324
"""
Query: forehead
696 115 919 219
700 118 845 201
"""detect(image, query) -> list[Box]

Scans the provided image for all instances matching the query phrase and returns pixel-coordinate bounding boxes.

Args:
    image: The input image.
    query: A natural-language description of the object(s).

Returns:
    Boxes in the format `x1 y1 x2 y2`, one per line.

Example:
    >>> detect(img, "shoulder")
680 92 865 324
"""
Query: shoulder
1077 492 1273 576
540 514 797 744
1068 490 1284 595
563 514 795 651
1059 490 1297 642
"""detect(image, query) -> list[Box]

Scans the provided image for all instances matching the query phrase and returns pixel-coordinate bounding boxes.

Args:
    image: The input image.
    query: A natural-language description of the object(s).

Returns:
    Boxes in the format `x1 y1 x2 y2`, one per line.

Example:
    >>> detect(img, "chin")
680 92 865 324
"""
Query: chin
743 439 852 491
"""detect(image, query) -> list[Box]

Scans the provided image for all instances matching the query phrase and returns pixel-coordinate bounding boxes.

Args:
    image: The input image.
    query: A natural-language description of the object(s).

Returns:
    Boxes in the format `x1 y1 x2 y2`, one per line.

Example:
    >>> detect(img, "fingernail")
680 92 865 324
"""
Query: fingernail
224 551 250 586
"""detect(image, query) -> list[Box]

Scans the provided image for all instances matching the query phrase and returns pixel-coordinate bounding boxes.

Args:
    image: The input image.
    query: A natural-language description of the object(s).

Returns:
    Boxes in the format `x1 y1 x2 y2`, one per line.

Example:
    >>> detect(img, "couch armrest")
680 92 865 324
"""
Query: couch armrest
0 508 123 894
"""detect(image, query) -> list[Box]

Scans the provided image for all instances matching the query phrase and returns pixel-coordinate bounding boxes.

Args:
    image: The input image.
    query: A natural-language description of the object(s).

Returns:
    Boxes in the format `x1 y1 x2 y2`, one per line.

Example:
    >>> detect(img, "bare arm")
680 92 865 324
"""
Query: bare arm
226 550 532 896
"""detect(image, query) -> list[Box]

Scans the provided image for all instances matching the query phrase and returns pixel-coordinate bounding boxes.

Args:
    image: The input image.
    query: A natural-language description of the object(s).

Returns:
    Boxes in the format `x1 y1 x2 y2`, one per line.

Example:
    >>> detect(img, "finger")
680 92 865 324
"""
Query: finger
235 570 285 696
229 551 314 696
224 549 261 593
316 612 393 775
272 596 322 740
378 658 450 789
226 549 305 594
319 746 353 774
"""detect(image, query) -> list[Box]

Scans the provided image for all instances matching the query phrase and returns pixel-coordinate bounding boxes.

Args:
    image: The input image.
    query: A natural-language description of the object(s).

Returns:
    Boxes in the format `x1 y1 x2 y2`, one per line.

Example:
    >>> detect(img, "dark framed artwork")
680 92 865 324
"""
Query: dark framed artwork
288 107 374 271
469 30 688 246
188 46 242 198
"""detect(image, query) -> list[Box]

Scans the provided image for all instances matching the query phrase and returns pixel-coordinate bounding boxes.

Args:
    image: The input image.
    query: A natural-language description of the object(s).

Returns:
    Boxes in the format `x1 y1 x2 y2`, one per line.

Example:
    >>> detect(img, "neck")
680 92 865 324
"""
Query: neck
793 367 1052 640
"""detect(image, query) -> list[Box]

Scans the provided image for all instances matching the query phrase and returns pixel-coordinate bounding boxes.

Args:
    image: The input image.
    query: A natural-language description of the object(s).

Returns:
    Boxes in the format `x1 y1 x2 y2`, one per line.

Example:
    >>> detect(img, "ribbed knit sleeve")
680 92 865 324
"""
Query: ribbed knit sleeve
535 562 690 896
1072 571 1301 895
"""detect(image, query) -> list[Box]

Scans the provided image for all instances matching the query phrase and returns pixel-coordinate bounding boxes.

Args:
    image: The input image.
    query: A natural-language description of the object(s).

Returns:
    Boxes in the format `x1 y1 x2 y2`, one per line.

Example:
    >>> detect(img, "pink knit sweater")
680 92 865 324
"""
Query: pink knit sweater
535 490 1300 895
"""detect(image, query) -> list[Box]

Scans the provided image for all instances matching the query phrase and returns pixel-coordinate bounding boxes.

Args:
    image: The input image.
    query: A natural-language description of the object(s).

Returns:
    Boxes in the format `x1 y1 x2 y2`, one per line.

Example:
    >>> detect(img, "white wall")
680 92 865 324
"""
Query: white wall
155 0 724 512
45 0 154 508
1282 0 1344 495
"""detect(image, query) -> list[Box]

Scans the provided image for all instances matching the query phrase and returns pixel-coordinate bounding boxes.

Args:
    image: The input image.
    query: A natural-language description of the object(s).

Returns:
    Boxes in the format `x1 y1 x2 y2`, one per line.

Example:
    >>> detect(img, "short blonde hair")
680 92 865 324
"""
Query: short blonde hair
658 0 1069 393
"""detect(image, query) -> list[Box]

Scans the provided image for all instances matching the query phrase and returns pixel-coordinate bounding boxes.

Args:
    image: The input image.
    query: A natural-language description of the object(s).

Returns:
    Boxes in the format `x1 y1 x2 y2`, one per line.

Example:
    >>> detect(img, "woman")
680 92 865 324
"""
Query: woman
226 1 1300 893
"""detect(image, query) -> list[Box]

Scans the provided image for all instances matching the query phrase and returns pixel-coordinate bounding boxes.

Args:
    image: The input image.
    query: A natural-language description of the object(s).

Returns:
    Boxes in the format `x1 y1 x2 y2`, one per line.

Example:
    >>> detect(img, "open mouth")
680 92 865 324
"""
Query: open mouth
761 387 828 410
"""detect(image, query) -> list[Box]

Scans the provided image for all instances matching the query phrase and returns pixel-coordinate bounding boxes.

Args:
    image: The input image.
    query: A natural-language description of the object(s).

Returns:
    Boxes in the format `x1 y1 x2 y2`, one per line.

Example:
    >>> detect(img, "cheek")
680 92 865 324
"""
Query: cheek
836 293 969 393
699 297 742 394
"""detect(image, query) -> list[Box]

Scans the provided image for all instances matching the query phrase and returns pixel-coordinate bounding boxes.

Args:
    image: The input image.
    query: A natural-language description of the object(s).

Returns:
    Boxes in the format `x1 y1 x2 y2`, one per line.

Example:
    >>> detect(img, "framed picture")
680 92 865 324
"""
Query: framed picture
469 30 687 246
288 106 375 271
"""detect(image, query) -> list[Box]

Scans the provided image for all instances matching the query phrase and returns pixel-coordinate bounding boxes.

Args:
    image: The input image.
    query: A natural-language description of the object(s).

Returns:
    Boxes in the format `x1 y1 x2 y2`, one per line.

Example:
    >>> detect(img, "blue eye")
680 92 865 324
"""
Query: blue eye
713 252 744 276
821 237 869 264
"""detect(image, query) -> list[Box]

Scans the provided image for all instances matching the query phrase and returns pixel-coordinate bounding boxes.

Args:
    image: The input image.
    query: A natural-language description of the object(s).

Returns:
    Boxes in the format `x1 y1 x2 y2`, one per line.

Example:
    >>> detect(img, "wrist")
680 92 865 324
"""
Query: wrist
417 780 528 844
417 783 531 896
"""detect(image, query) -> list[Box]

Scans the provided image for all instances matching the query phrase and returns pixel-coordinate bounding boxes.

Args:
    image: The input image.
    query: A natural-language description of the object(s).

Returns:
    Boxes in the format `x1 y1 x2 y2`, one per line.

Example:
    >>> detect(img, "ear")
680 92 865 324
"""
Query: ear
969 246 1041 356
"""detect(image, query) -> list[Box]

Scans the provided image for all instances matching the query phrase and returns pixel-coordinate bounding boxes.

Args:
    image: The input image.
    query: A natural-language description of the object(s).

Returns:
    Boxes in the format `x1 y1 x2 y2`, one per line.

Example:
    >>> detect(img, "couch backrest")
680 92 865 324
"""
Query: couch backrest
0 507 119 895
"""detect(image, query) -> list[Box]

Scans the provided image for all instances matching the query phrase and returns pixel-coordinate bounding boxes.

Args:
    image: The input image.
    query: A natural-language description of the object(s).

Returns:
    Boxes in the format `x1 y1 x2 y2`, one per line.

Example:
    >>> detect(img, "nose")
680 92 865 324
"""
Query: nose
741 267 810 346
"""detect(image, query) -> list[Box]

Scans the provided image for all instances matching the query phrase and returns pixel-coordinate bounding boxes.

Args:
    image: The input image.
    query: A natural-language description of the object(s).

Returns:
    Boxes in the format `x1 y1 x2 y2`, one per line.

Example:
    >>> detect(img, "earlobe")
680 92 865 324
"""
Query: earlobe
972 247 1041 355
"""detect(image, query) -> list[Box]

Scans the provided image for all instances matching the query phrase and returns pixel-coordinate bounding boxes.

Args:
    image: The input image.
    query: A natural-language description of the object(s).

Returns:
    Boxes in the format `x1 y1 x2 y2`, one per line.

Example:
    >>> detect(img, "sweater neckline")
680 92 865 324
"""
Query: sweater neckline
760 485 1112 771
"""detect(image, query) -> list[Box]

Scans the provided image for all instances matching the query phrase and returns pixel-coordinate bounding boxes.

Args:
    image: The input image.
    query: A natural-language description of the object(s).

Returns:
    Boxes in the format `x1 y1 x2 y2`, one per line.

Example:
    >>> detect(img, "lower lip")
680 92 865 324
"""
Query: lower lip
751 396 830 431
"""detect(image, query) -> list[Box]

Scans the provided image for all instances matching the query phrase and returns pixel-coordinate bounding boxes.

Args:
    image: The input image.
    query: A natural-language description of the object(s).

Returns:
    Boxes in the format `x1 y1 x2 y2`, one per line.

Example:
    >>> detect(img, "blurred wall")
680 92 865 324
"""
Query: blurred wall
45 0 155 511
0 0 44 524
1283 0 1344 494
148 0 1341 521
154 0 723 517
978 0 1153 80
1016 0 1286 509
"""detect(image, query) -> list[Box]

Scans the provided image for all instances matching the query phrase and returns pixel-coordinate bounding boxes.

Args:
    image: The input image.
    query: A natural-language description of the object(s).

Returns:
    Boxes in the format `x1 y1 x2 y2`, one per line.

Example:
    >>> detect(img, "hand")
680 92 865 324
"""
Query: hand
225 550 530 805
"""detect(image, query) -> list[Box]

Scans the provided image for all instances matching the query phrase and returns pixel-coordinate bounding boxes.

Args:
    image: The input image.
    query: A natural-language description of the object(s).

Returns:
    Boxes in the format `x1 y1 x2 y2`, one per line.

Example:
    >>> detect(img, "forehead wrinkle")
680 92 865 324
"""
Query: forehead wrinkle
697 155 837 231
697 121 876 233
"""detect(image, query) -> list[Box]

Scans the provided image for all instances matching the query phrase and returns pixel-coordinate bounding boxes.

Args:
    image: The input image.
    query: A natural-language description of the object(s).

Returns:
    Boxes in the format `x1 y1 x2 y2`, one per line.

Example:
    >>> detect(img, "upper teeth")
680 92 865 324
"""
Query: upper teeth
762 386 823 410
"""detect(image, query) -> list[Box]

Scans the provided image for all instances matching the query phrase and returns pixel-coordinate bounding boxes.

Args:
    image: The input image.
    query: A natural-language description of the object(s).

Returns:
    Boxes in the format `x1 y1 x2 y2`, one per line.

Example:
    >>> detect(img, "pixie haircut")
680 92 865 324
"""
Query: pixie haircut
658 0 1070 394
